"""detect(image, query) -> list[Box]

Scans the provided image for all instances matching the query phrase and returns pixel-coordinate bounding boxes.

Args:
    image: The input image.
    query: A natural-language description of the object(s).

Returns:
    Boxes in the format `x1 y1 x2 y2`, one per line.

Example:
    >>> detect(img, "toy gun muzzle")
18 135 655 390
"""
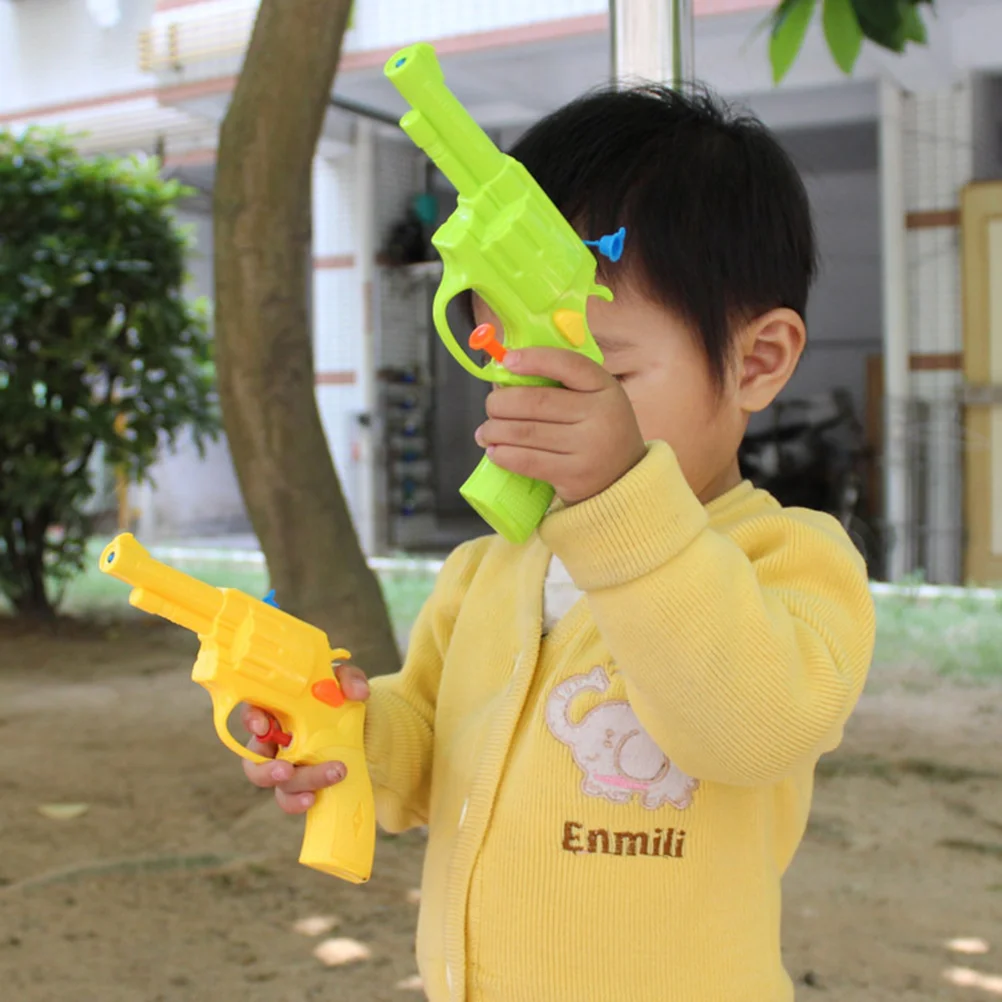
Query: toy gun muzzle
384 42 506 199
99 533 222 636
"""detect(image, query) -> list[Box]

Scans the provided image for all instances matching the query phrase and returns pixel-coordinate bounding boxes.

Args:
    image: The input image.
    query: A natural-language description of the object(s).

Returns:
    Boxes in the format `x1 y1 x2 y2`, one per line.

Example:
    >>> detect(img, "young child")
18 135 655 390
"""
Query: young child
242 83 875 1001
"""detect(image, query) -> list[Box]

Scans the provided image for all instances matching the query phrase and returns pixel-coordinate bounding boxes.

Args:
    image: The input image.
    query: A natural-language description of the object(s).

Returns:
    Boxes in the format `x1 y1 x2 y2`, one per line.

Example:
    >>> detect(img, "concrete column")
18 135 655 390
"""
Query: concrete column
354 120 381 556
879 80 911 581
311 145 374 551
610 0 694 86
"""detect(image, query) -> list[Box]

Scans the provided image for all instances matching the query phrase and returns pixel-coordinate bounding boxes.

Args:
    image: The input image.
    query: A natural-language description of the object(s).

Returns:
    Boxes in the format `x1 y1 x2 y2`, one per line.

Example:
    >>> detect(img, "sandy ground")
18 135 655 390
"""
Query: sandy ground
1 618 1001 1002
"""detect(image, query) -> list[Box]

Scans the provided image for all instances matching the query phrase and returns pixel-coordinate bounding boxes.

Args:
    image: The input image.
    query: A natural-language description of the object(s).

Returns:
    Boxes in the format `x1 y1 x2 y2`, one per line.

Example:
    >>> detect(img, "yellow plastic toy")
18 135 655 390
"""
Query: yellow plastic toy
98 533 374 884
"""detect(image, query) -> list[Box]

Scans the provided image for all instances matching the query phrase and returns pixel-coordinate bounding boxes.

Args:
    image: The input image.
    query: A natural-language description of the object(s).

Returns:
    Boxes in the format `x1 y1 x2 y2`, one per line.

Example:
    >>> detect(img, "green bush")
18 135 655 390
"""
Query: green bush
0 128 219 618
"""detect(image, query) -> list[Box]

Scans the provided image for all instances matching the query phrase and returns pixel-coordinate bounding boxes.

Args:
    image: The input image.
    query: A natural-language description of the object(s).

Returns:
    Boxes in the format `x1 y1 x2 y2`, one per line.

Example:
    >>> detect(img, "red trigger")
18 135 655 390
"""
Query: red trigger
258 718 293 747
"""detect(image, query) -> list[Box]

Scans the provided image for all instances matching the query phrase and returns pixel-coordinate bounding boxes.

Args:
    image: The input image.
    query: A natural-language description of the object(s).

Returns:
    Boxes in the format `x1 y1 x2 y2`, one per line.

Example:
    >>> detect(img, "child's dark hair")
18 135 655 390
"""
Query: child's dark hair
507 83 817 389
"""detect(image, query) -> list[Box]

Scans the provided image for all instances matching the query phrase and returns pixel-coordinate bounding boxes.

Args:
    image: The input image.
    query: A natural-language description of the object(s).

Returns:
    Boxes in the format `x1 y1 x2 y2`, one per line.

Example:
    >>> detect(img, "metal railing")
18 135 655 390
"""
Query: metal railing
139 8 257 73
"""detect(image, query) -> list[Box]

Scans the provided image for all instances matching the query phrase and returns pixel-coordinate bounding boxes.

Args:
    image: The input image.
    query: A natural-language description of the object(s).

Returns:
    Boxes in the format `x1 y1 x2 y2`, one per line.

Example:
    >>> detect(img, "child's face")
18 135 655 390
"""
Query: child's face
471 286 756 504
582 285 750 502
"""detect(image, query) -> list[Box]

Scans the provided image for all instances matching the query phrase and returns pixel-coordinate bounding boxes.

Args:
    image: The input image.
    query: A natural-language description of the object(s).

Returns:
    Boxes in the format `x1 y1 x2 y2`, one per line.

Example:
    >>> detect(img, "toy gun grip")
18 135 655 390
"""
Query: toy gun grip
460 454 555 545
300 741 375 884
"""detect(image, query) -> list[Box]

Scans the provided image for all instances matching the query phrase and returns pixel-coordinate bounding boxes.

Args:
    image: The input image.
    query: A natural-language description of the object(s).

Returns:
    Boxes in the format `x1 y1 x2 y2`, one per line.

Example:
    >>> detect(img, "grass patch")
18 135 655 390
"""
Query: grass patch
5 539 1001 681
1 538 437 641
872 593 1002 680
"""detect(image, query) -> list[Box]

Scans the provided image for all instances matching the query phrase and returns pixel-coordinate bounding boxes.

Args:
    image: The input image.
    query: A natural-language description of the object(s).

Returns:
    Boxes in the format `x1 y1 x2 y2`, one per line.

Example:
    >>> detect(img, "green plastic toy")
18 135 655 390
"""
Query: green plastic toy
384 42 619 544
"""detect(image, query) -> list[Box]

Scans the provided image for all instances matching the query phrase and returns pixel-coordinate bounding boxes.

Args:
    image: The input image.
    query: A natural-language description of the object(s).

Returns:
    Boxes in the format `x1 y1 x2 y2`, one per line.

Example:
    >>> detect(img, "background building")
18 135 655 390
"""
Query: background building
2 0 1001 582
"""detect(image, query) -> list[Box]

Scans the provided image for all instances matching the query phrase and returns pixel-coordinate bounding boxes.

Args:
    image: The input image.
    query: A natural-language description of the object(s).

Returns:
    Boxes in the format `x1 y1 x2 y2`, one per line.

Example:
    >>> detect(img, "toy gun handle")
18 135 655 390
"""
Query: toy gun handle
459 455 554 544
179 687 374 883
192 651 375 883
300 737 375 884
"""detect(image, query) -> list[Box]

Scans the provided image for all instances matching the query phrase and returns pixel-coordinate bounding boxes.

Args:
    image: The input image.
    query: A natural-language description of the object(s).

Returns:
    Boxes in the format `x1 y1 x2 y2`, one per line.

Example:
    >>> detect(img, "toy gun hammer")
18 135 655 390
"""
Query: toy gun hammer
98 533 375 884
384 42 623 544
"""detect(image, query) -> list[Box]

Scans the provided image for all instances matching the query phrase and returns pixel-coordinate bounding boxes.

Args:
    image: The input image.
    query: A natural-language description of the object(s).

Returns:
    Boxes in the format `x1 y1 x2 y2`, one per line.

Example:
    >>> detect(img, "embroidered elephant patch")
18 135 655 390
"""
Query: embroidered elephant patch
545 666 698 811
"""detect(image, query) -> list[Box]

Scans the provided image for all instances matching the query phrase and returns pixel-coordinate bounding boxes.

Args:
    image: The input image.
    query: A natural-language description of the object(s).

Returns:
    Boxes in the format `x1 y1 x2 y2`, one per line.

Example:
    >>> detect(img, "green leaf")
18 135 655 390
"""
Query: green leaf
823 0 863 73
770 0 817 84
850 0 909 52
901 2 928 43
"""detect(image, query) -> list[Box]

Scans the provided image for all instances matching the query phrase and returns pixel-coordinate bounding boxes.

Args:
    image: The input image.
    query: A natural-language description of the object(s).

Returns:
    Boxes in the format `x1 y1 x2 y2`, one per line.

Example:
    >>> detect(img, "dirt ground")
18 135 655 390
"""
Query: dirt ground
1 618 1001 1002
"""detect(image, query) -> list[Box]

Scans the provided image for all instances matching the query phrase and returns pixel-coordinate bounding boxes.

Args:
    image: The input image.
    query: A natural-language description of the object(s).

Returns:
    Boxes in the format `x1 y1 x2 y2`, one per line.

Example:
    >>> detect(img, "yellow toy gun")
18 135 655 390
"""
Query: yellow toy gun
98 533 374 884
384 42 624 544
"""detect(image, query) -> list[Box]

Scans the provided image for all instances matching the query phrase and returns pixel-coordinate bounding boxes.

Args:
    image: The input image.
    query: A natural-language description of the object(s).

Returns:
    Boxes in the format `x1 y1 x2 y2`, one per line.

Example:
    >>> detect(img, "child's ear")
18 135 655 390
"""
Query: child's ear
735 308 806 413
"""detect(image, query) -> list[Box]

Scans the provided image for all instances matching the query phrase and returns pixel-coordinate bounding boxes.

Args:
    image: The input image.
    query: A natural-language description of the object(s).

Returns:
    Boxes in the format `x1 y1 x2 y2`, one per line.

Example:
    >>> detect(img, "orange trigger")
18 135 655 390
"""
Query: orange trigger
312 678 346 708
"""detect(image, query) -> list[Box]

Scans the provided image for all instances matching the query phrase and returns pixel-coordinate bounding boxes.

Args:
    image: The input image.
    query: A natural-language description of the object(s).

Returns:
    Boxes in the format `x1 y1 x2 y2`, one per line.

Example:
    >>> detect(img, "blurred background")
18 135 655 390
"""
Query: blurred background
0 1 1000 1000
1 0 999 578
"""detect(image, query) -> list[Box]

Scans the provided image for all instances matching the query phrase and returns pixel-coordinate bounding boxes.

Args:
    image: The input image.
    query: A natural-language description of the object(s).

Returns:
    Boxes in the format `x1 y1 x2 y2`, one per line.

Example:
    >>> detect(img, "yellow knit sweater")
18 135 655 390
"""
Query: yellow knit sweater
364 441 875 1002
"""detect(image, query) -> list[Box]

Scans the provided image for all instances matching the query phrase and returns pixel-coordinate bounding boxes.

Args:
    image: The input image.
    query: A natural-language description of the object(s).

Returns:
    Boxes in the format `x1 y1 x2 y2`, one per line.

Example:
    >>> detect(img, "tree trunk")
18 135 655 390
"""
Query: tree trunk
213 0 400 674
8 518 55 620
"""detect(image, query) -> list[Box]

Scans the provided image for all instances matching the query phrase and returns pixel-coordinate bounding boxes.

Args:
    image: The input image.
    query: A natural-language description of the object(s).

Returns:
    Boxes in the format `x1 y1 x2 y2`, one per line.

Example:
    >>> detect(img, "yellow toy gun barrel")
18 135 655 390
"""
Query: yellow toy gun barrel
99 534 375 884
100 532 223 635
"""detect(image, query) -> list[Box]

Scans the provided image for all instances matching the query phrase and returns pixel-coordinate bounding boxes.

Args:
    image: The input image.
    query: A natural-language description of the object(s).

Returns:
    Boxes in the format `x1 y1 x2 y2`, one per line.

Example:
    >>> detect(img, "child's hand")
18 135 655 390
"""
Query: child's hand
475 347 647 504
240 662 370 815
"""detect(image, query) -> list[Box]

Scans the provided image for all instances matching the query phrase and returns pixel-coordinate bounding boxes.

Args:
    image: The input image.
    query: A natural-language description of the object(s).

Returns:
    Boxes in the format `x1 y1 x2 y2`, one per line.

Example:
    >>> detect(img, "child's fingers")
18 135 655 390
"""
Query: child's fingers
503 347 612 392
277 761 346 795
475 418 572 454
243 756 293 788
240 703 273 739
335 663 370 702
485 385 583 424
275 788 316 815
274 763 347 815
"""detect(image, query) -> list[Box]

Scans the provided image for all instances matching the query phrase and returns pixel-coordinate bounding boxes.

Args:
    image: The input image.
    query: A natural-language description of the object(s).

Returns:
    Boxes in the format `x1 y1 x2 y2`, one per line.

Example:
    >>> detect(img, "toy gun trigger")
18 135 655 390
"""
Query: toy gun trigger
208 688 272 765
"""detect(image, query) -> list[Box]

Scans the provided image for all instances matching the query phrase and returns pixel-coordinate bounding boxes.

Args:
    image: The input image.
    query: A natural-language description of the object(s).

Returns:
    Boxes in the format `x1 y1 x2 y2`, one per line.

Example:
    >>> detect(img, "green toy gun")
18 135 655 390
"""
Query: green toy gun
384 43 624 544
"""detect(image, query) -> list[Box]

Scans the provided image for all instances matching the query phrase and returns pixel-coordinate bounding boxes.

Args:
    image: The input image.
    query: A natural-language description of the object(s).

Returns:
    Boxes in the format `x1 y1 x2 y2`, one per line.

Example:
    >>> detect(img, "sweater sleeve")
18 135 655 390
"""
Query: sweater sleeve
363 537 489 832
538 441 876 787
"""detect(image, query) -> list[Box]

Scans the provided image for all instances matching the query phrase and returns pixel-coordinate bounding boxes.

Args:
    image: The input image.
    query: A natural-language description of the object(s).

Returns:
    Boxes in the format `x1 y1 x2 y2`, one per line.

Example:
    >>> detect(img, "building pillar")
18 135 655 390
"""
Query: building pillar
879 80 911 581
900 79 974 583
311 140 379 553
354 120 382 556
610 0 694 85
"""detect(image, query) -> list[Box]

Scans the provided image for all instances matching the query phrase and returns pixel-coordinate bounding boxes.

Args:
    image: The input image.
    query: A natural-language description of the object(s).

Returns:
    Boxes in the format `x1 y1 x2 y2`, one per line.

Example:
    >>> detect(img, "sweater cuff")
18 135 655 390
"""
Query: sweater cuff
538 440 708 591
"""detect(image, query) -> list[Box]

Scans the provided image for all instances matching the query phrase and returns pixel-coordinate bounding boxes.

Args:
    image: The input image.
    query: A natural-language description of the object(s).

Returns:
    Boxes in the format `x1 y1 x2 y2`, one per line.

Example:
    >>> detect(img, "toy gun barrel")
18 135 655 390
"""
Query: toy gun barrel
98 533 223 636
385 43 506 198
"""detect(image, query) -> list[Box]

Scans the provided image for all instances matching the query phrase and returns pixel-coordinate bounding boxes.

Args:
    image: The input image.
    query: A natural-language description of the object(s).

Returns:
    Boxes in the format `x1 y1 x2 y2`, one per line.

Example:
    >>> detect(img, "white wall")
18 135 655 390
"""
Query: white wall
346 0 603 53
312 150 367 539
780 169 882 418
141 206 251 541
0 0 155 115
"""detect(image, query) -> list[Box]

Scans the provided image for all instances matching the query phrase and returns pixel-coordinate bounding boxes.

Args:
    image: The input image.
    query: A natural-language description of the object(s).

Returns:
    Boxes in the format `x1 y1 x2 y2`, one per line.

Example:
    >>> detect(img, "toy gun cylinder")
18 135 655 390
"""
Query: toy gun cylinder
384 43 506 198
98 534 222 636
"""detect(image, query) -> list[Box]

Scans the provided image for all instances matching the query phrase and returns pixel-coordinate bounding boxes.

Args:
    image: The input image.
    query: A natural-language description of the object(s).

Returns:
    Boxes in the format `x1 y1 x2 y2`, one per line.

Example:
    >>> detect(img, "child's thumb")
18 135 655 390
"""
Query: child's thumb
335 663 371 702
